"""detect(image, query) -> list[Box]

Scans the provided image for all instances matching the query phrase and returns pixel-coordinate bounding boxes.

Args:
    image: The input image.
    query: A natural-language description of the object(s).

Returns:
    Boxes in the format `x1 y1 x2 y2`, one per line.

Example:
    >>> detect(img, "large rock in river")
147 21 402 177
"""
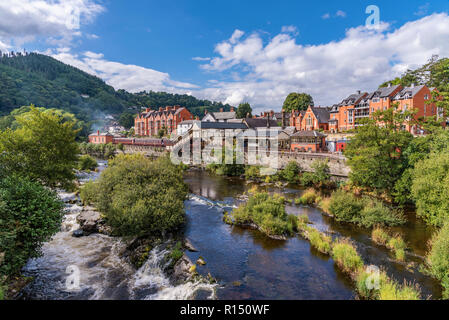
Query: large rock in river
76 209 102 235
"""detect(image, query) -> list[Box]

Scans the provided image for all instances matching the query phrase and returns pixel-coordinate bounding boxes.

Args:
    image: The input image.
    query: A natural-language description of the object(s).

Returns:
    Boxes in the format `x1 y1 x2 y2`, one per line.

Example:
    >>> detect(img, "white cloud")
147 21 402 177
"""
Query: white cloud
281 25 299 36
51 50 199 93
197 13 449 111
0 0 104 48
336 10 347 18
322 13 330 20
192 57 211 61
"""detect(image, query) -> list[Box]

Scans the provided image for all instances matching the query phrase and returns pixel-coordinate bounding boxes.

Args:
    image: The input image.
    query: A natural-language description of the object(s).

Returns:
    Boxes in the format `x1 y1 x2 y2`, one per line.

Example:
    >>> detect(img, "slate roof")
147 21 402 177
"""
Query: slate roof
310 107 330 124
244 118 279 128
340 91 367 106
394 85 426 99
198 122 248 129
211 111 236 120
89 132 113 136
291 130 326 138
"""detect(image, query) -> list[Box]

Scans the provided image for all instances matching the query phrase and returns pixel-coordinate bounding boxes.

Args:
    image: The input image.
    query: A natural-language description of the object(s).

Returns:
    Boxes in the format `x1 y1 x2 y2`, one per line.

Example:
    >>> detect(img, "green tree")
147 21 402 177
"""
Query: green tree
0 107 79 189
411 152 449 227
282 93 314 112
118 112 135 129
80 154 188 237
426 222 449 298
300 159 332 188
235 102 252 119
344 105 414 195
0 175 63 278
279 161 301 183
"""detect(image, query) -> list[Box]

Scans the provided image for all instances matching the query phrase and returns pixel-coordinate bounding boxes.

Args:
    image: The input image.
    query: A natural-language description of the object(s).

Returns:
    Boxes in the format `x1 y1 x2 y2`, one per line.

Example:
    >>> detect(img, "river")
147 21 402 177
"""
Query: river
20 166 442 300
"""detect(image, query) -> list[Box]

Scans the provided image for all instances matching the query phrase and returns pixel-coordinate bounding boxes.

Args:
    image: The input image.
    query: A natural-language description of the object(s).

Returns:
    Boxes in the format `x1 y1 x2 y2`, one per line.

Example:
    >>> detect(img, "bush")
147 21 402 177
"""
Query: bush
387 236 407 261
300 159 333 188
279 161 301 183
296 188 319 205
426 223 449 298
372 227 390 246
331 239 364 276
78 155 98 171
0 175 63 277
169 241 184 266
411 152 449 227
327 190 405 228
308 229 332 254
245 166 261 180
80 154 188 237
231 192 295 237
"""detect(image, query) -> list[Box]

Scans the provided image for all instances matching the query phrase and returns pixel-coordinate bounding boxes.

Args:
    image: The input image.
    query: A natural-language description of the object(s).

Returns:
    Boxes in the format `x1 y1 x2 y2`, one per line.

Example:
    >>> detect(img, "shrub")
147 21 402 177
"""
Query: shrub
331 239 364 276
169 241 184 266
279 161 301 183
78 155 98 171
327 190 405 228
426 223 449 299
387 236 407 262
231 192 295 237
80 154 188 237
300 159 333 188
0 175 63 277
296 189 319 205
411 152 449 227
372 227 390 246
308 229 332 254
245 166 261 180
318 197 332 215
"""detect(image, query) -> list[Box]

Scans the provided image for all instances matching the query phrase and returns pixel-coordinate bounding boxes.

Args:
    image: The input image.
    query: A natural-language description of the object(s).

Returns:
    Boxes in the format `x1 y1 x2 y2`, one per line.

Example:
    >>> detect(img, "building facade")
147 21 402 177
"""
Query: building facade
134 106 194 137
289 106 330 131
88 130 114 144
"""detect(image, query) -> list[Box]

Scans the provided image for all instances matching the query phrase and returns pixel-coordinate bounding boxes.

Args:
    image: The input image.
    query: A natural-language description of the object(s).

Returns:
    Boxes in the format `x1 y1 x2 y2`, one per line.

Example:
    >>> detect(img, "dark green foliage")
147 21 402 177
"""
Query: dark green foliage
169 241 184 266
231 192 295 237
118 112 136 129
0 107 79 189
327 190 405 228
78 155 98 171
0 175 63 277
300 159 332 188
282 93 314 112
79 142 117 159
235 102 252 119
80 154 188 237
279 161 301 183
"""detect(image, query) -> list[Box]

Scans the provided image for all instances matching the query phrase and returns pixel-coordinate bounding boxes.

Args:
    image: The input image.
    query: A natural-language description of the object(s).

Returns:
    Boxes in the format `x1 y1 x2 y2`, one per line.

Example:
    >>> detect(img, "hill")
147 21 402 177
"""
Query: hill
0 52 231 123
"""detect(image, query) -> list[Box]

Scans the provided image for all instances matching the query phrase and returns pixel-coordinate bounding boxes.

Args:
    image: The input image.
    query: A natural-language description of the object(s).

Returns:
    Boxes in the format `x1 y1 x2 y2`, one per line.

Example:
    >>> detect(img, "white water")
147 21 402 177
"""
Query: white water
22 171 216 300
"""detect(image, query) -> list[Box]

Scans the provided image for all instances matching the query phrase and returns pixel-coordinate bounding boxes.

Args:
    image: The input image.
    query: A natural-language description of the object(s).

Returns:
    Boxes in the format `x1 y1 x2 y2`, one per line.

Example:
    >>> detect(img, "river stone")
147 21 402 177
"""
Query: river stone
76 210 102 235
184 238 198 252
173 254 195 283
72 229 84 238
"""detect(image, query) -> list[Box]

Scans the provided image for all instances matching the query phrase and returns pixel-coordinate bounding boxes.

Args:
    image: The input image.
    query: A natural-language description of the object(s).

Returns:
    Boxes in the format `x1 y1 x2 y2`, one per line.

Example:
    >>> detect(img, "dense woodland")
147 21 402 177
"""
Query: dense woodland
0 52 231 124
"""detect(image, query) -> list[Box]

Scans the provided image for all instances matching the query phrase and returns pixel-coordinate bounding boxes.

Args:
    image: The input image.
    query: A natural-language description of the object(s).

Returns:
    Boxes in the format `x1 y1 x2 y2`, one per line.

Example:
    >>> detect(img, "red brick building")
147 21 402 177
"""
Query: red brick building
135 106 194 136
290 130 327 152
289 106 330 131
88 130 114 144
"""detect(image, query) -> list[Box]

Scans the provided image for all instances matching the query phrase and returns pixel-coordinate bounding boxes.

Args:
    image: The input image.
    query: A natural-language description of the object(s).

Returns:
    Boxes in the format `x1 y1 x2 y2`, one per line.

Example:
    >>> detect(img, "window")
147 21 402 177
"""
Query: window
306 116 313 126
424 94 429 100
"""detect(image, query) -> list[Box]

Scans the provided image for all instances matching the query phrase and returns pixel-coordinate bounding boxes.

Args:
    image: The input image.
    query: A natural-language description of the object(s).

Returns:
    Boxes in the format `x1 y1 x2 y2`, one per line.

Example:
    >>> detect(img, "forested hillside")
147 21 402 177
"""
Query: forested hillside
0 52 231 121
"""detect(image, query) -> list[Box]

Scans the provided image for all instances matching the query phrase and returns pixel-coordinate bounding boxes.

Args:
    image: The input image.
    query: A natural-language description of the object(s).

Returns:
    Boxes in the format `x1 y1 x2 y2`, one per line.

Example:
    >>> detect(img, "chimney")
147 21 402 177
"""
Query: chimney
357 90 361 94
281 110 286 129
220 108 223 112
195 116 199 120
388 83 391 88
165 106 170 111
145 108 150 112
270 110 274 117
411 83 415 88
97 130 100 136
159 107 163 112
204 109 208 115
230 107 234 112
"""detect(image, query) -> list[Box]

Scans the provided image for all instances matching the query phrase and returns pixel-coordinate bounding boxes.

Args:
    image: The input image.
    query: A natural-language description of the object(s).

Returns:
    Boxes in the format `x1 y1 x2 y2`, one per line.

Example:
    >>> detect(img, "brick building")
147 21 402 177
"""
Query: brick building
88 130 114 144
290 130 327 152
289 106 330 131
134 106 194 136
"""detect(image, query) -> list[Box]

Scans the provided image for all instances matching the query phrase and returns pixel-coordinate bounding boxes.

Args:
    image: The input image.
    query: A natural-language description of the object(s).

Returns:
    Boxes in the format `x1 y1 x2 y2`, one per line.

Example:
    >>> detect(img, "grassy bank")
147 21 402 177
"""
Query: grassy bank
296 220 420 300
372 227 407 261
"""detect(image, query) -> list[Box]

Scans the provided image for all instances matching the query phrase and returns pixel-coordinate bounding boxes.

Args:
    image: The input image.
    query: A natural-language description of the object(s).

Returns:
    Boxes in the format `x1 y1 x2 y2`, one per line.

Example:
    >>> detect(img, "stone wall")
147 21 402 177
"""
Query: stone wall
276 152 349 177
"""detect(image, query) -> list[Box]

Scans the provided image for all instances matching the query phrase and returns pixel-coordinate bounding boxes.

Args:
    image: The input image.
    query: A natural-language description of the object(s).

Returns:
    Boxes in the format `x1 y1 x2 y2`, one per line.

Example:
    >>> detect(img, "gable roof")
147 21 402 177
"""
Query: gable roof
310 107 330 124
212 111 236 120
291 130 326 138
340 91 367 106
394 85 426 99
244 118 278 129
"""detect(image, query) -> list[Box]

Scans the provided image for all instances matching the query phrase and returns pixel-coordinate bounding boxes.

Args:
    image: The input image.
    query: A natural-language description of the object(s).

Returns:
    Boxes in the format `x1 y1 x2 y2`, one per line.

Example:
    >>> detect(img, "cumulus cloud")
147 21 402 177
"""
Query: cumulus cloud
197 13 449 110
0 0 104 48
51 50 199 93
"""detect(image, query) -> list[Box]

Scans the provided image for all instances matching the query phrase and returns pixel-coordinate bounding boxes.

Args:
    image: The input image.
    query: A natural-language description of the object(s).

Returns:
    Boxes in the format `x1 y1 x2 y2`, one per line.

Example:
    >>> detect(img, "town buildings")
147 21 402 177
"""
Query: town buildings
88 130 114 144
202 107 236 122
134 106 194 136
290 106 330 131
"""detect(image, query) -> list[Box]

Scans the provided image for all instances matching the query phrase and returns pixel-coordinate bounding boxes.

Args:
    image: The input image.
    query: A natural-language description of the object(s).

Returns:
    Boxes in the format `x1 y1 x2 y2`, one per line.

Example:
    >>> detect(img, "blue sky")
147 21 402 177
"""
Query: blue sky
1 0 449 111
